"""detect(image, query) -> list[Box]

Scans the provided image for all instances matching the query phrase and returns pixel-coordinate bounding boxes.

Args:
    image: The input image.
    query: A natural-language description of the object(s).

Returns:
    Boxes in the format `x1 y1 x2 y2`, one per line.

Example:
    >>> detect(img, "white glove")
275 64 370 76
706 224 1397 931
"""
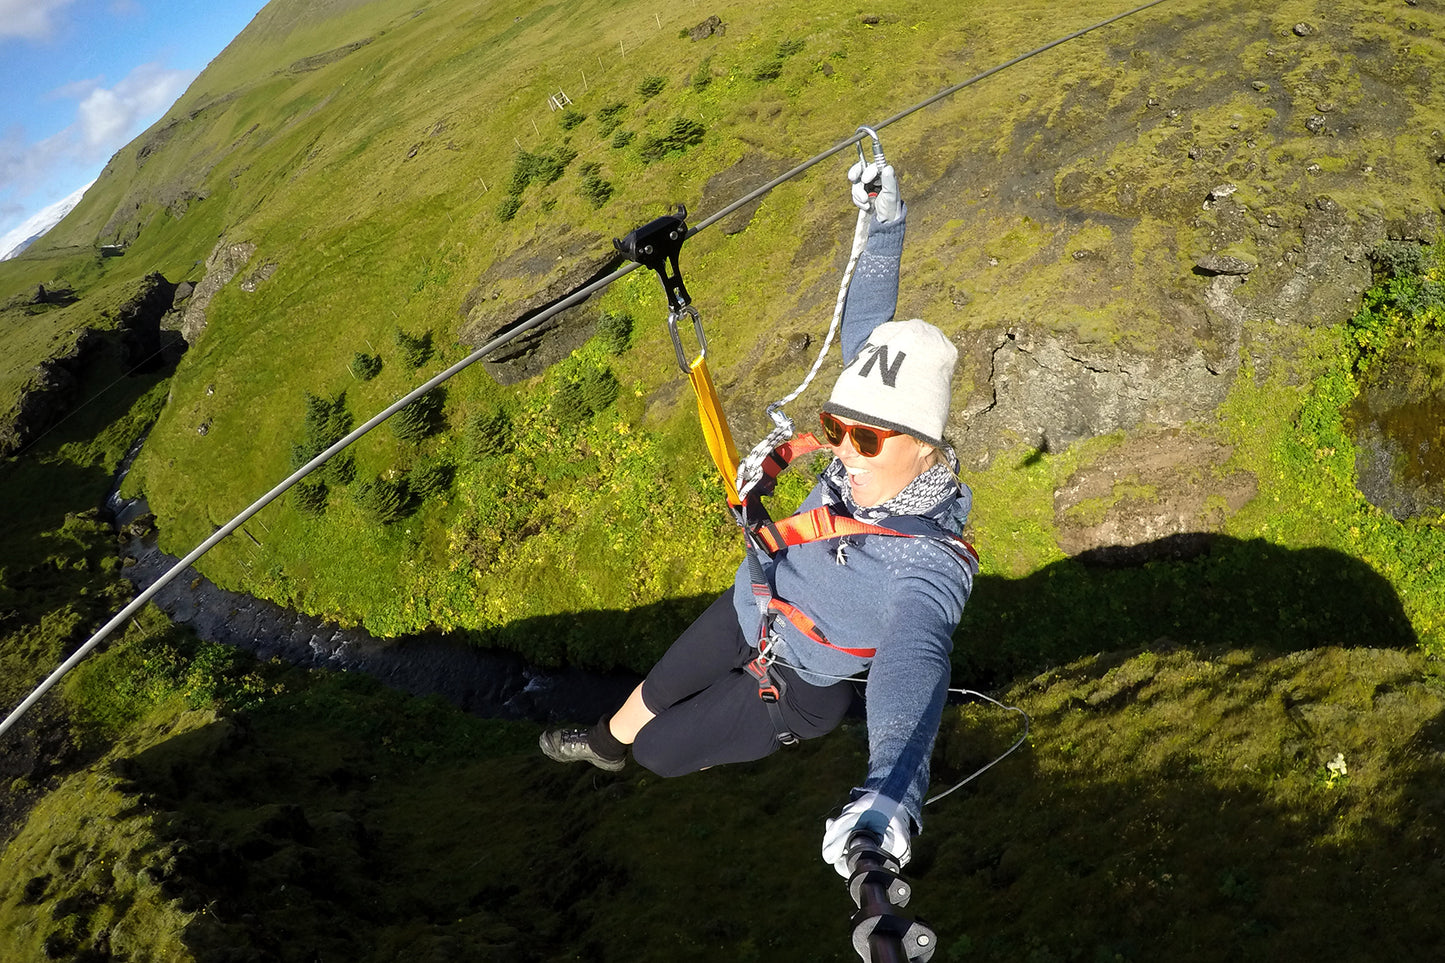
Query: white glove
848 160 901 223
821 792 912 877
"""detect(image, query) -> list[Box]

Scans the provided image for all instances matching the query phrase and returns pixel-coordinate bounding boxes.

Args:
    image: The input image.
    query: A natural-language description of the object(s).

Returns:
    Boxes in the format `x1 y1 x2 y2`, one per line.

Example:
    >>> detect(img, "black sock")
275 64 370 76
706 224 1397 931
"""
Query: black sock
587 717 627 761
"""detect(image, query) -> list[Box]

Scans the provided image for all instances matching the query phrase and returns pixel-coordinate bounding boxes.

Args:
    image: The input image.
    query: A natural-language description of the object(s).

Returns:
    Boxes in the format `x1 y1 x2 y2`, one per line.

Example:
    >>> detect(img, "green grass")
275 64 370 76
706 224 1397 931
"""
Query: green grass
3 1 1445 956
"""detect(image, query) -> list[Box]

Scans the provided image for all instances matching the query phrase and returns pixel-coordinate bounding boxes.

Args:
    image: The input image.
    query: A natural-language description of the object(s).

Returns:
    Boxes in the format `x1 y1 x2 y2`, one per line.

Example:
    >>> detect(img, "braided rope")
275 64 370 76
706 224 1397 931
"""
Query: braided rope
735 208 872 502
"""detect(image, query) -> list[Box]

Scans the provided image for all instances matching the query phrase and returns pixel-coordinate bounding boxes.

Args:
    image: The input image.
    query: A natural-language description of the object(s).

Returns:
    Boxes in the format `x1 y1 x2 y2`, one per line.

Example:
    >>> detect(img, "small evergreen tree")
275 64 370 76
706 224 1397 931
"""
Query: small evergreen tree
352 351 382 380
394 328 433 369
409 461 455 499
638 118 707 163
596 101 627 137
355 475 409 524
291 391 355 485
391 389 445 442
551 364 619 424
597 309 634 354
692 58 713 91
291 477 329 516
576 162 614 208
467 406 513 456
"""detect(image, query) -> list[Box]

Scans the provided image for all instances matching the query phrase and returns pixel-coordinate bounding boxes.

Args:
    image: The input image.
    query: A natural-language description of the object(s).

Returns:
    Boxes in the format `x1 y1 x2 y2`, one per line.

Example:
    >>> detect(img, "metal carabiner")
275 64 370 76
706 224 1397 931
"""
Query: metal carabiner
667 304 708 374
854 126 887 200
855 125 886 169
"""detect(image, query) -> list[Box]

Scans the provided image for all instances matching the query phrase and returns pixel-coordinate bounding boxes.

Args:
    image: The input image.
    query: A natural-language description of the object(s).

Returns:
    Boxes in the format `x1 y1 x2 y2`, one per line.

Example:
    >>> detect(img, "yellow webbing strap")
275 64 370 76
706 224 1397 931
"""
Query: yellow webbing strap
687 354 741 505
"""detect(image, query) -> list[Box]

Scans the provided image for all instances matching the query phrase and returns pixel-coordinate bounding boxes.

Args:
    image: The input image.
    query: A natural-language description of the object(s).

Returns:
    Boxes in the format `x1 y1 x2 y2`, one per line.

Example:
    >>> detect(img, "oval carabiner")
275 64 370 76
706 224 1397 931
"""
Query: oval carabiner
855 125 886 169
667 305 708 374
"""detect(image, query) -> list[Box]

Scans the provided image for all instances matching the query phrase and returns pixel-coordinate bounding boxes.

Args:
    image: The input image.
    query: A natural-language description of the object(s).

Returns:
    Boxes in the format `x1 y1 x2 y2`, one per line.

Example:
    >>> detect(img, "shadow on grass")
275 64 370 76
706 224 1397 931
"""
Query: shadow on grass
958 533 1418 687
919 643 1445 961
18 528 1427 962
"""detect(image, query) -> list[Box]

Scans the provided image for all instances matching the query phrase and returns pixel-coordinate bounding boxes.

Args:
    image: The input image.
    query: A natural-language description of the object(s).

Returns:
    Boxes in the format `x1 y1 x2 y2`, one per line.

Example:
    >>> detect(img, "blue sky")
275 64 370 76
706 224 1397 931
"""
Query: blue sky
0 0 270 253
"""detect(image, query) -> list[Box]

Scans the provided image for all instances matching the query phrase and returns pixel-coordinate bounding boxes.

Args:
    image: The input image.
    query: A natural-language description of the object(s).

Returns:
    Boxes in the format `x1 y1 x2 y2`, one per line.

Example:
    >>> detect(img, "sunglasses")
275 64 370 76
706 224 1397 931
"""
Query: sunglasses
818 412 904 457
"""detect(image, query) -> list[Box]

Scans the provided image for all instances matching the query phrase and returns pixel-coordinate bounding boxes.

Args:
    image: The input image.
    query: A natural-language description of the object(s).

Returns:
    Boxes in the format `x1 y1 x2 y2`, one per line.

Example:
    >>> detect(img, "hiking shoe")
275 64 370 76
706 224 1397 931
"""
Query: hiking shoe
539 727 626 772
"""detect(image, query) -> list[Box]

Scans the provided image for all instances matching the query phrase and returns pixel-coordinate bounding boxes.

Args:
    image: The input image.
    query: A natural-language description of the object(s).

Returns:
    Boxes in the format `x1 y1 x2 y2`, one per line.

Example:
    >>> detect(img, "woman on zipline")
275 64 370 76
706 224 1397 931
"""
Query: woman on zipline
540 160 976 875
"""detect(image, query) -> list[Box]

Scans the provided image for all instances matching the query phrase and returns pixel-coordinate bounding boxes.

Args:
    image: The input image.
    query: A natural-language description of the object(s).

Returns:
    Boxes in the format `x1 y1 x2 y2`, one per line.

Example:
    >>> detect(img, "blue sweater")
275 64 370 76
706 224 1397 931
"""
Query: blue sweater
730 207 976 828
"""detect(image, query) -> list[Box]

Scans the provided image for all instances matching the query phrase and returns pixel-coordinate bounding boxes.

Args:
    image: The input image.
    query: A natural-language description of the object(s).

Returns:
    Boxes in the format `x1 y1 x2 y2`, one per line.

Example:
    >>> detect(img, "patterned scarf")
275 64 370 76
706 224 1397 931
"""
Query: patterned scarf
823 446 963 523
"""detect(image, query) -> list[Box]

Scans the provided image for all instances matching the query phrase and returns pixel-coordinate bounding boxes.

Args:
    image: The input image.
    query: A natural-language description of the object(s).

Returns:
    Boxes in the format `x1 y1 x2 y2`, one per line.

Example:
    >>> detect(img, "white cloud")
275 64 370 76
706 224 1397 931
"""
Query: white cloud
48 76 108 101
0 60 194 197
0 0 78 41
73 62 192 154
0 60 195 247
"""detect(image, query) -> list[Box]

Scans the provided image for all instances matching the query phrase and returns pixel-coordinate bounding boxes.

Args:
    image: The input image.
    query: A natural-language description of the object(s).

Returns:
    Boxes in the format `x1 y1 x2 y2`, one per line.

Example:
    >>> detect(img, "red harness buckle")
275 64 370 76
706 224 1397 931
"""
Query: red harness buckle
745 656 782 702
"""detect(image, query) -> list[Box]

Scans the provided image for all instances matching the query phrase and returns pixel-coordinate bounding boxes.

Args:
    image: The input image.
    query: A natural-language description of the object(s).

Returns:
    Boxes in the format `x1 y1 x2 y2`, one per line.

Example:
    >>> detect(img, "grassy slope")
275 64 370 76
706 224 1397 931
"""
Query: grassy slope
14 0 1435 654
2 0 1445 958
3 638 1443 962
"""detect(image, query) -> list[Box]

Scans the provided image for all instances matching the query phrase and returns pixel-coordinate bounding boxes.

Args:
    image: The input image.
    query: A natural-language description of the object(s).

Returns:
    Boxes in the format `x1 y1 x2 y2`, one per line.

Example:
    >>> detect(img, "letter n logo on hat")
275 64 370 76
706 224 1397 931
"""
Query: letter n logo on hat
856 344 906 387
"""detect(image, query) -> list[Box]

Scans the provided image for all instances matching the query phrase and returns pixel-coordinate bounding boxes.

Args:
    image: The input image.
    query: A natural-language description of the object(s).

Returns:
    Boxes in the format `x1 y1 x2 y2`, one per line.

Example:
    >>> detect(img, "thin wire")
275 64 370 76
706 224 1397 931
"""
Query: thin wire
924 689 1031 807
757 654 1030 808
1 0 1174 740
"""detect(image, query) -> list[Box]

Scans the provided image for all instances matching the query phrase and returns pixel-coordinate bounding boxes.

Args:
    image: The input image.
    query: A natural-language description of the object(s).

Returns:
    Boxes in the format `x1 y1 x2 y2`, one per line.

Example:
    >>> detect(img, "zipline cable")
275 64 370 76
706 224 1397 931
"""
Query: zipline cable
1 0 1174 741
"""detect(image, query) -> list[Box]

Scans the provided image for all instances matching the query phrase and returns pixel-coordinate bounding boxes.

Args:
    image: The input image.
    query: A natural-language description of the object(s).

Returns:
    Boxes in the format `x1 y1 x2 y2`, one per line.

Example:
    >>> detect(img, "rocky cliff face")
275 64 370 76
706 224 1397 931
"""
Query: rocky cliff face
0 273 184 456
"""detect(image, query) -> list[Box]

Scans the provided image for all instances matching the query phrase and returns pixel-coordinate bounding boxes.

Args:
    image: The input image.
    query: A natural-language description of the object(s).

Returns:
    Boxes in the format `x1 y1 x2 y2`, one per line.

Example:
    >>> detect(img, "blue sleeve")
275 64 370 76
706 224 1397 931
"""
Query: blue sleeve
857 539 970 830
840 205 907 364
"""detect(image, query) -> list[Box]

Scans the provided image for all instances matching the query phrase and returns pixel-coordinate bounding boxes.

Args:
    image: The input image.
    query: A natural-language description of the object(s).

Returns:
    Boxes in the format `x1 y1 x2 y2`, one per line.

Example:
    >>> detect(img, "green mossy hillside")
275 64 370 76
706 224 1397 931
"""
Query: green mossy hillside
4 635 1444 962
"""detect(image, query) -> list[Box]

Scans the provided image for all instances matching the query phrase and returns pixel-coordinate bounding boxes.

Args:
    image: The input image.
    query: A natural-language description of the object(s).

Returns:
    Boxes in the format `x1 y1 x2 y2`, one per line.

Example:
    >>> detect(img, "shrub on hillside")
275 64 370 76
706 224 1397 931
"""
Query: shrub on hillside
558 108 586 131
496 195 521 222
692 57 713 91
533 146 577 187
577 162 614 208
610 129 635 150
753 60 784 82
394 327 433 369
596 101 627 137
391 389 445 442
552 364 619 424
409 461 455 499
755 38 805 81
291 391 355 485
509 146 576 196
292 477 329 516
355 475 409 524
597 309 634 354
507 151 541 195
467 406 513 456
351 352 382 381
638 118 706 163
1371 240 1428 281
637 75 666 100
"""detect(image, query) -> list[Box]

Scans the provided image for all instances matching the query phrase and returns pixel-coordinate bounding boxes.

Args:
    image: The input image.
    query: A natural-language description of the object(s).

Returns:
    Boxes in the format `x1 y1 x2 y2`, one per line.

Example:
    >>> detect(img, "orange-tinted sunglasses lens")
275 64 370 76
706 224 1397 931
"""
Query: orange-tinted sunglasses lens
819 412 897 457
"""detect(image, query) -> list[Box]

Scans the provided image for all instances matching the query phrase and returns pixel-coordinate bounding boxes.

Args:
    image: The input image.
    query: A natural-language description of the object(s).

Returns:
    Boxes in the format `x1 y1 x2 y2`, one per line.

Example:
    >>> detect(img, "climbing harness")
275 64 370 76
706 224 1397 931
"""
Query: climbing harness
2 0 1176 746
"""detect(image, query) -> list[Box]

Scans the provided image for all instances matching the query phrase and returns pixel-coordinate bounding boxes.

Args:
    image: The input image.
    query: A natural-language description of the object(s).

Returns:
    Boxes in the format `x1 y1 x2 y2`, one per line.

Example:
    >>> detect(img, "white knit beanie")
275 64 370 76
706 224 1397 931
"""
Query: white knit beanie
822 319 957 447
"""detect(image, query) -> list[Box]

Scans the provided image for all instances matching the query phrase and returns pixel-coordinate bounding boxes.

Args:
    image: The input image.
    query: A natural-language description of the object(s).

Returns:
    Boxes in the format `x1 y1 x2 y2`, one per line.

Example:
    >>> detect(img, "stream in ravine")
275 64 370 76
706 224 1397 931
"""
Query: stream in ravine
104 435 638 725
